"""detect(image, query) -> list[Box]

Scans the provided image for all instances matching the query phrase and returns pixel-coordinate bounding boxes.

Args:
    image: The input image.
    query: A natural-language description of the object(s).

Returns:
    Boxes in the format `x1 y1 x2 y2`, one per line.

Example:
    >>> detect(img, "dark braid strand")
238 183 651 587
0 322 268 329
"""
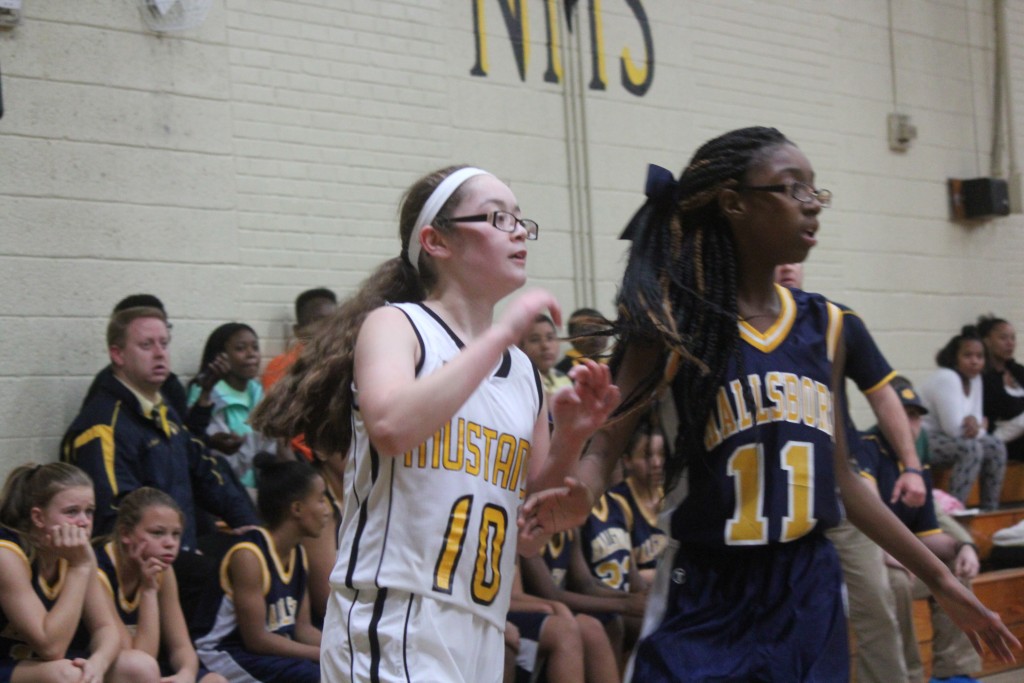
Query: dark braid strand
613 127 791 491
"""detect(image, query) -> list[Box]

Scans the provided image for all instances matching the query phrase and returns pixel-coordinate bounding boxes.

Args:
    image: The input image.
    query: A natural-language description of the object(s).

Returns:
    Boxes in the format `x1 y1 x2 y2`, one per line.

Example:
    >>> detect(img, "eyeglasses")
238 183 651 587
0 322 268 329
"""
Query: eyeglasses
440 211 540 240
739 182 832 208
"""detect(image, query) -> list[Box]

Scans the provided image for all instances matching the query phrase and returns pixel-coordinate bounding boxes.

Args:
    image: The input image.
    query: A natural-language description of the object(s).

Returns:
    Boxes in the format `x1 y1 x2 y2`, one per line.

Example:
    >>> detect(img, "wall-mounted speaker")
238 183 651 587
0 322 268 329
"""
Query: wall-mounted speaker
948 177 1010 220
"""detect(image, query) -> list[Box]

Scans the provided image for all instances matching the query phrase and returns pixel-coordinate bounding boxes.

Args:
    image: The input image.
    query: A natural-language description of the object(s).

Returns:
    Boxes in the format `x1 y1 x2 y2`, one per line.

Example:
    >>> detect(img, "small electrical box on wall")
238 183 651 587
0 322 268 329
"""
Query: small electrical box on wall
0 0 21 28
947 177 1010 220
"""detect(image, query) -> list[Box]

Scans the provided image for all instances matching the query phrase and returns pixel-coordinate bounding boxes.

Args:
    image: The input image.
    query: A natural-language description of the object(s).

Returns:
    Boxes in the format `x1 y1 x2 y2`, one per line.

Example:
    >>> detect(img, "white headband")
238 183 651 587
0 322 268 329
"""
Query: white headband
406 167 493 273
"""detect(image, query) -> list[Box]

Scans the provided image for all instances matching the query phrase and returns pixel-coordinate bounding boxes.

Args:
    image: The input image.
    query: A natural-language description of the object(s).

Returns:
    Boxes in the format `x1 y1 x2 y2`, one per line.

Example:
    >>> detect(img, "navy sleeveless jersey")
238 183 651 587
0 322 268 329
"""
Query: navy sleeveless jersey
194 527 308 653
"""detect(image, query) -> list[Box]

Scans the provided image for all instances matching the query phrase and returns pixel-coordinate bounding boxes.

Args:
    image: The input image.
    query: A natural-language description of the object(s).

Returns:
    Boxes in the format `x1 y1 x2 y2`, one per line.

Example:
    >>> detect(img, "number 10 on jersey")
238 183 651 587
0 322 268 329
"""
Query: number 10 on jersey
433 495 508 605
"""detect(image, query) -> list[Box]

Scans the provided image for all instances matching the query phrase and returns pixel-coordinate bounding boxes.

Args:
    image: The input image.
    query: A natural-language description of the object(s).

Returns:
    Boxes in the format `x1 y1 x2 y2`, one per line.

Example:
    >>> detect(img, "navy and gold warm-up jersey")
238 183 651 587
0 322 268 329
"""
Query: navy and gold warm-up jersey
612 479 667 572
194 527 308 654
581 492 633 590
541 530 575 589
0 528 90 662
671 285 845 546
581 479 667 591
856 430 940 537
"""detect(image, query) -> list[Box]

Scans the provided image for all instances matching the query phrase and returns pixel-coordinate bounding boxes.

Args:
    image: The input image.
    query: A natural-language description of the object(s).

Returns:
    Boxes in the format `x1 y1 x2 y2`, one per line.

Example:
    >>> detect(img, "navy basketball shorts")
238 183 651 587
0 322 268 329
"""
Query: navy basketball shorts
631 533 848 682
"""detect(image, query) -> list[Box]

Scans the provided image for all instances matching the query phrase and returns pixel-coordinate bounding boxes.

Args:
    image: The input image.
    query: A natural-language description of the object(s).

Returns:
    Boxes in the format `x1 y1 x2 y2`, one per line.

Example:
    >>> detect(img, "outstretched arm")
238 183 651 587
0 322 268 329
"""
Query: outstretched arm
833 348 1019 662
577 340 661 500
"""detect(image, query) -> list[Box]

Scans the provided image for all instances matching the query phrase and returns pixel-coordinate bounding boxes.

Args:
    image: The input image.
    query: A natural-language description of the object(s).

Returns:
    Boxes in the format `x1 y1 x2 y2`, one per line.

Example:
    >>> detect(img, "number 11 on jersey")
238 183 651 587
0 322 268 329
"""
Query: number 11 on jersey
726 440 817 545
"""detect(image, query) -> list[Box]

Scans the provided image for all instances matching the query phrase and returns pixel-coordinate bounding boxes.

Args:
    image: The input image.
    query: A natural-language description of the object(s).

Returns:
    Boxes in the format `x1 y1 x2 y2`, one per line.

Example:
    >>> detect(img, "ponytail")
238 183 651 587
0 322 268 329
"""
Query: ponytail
0 462 93 534
253 454 320 528
251 165 475 455
611 127 792 491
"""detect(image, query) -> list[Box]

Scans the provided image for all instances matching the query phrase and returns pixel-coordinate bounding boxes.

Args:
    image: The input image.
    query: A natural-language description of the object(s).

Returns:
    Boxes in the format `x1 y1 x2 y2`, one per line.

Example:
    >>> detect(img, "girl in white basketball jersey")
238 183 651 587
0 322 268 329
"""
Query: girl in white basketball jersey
253 166 619 682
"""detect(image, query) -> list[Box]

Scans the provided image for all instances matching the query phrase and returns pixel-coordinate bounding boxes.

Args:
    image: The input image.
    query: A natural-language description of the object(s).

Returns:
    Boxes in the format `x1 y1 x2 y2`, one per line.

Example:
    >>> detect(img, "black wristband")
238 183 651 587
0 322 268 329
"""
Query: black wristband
955 541 978 554
902 467 924 477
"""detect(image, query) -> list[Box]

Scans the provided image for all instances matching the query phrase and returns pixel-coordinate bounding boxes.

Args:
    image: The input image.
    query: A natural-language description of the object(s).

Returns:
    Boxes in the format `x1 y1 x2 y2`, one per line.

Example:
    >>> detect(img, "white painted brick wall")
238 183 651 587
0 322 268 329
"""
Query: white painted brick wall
1 0 1024 475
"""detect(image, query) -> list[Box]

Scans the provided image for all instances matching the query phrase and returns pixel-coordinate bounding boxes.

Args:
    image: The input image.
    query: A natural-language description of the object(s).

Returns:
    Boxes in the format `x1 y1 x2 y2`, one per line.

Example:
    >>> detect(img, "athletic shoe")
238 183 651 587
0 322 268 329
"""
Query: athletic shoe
992 518 1024 546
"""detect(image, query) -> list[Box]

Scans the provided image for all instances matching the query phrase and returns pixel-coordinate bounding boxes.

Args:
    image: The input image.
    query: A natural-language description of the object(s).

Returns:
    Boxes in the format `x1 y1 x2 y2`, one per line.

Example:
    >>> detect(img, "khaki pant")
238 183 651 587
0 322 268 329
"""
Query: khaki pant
888 566 981 682
827 519 908 683
884 565 978 683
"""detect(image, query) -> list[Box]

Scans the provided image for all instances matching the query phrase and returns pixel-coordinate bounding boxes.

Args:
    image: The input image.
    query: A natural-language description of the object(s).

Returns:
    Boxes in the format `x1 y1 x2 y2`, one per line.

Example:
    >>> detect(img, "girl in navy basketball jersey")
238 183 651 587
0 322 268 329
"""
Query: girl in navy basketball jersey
97 487 226 683
195 458 328 683
0 463 158 683
253 166 618 682
578 127 1019 681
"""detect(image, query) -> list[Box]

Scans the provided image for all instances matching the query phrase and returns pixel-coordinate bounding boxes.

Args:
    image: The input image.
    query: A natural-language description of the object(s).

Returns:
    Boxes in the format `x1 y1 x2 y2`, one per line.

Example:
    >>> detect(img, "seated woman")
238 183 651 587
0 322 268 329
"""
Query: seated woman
97 487 226 683
187 323 278 495
919 326 1007 510
194 458 325 683
0 463 158 683
978 314 1024 461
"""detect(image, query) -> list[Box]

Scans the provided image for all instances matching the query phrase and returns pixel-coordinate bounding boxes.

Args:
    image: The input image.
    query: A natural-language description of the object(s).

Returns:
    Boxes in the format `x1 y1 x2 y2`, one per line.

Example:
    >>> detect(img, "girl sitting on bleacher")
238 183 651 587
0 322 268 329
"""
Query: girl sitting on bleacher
195 458 327 683
97 487 226 683
0 463 157 682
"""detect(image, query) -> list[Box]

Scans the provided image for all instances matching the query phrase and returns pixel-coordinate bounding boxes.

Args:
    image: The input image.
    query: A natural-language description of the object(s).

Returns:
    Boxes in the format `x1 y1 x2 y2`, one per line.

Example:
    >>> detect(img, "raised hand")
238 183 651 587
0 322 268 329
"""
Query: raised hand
550 359 620 443
495 289 562 347
196 352 231 392
128 538 168 592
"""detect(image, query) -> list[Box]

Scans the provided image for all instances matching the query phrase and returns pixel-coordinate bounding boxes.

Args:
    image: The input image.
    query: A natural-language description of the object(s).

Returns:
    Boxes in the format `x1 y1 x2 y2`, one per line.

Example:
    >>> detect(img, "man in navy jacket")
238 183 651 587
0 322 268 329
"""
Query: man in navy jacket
62 305 257 551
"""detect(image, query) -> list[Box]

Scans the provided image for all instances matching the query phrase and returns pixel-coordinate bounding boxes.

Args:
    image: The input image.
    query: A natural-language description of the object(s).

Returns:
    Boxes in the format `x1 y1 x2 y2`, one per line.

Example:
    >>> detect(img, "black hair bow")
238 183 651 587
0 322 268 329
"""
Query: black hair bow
620 164 678 241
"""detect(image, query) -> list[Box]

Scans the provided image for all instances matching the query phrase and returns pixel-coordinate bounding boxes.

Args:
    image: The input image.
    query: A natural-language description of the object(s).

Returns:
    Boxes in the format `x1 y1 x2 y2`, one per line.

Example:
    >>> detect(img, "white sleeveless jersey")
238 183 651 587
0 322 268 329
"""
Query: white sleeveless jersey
332 302 542 628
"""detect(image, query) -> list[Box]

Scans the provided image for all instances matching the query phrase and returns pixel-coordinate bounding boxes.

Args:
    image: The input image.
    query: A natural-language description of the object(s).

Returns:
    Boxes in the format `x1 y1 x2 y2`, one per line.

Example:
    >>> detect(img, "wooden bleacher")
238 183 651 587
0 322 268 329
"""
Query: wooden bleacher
932 460 1024 510
920 460 1024 678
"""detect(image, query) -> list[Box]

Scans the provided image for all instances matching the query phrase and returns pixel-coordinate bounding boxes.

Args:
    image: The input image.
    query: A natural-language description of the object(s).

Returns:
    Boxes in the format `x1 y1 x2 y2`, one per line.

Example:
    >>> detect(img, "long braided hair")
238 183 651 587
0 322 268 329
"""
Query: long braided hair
251 165 473 455
613 126 792 491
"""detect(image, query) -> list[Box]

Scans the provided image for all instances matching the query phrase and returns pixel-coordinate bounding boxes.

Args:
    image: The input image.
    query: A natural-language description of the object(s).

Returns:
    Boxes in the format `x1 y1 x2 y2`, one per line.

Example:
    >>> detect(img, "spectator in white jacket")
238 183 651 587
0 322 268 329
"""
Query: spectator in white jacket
919 325 1007 510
